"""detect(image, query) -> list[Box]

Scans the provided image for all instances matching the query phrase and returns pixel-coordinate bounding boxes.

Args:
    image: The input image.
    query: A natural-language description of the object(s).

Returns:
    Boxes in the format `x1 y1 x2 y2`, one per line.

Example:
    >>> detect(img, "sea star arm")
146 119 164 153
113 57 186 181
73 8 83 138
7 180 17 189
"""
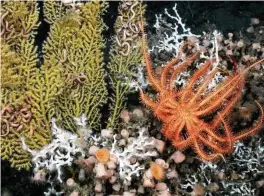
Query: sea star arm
139 89 157 109
193 137 223 161
194 76 244 116
169 52 200 91
175 119 223 160
162 117 183 139
189 67 219 105
181 60 213 102
198 114 234 153
140 27 162 92
161 57 181 88
173 138 192 150
218 113 234 152
199 123 228 143
210 89 243 129
172 120 193 149
154 104 178 122
198 136 229 153
234 101 264 141
161 42 197 88
196 73 243 110
197 58 264 111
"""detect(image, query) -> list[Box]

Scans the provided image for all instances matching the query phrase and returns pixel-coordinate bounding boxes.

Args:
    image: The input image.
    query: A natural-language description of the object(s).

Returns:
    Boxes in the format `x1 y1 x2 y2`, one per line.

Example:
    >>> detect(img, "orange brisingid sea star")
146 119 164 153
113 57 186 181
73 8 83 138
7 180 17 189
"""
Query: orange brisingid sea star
139 27 264 161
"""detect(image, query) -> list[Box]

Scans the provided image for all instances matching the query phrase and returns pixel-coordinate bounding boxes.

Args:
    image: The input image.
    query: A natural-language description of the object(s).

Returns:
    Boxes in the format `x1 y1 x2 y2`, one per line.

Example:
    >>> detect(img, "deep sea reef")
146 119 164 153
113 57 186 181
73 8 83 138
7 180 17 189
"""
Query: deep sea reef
1 1 264 196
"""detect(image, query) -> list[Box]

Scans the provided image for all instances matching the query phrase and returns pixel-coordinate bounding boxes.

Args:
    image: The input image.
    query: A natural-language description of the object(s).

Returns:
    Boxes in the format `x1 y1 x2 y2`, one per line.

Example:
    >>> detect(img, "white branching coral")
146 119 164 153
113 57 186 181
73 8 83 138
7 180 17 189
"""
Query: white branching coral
180 162 217 195
44 182 64 196
151 4 200 55
125 66 149 91
22 118 85 182
110 127 158 184
74 113 87 128
179 139 264 195
61 0 82 8
221 182 256 196
232 139 264 175
150 3 226 90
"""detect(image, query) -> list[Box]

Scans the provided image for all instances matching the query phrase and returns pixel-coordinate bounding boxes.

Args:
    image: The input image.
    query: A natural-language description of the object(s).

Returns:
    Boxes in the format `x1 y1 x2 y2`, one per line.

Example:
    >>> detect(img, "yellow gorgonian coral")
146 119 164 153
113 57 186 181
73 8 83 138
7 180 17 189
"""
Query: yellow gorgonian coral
44 0 108 132
1 0 57 170
107 1 146 130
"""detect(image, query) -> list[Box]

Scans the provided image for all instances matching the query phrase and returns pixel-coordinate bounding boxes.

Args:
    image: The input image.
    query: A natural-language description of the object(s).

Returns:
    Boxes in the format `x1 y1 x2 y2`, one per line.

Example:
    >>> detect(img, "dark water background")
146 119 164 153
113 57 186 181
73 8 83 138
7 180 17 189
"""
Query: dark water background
1 1 264 196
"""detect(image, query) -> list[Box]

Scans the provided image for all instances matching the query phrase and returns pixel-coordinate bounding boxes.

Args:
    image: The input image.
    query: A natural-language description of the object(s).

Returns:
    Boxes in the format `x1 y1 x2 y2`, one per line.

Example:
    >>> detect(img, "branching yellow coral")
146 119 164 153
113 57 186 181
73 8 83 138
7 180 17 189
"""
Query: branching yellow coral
1 0 145 170
1 43 22 91
107 0 145 129
1 1 39 46
44 1 108 132
43 0 70 24
1 1 62 170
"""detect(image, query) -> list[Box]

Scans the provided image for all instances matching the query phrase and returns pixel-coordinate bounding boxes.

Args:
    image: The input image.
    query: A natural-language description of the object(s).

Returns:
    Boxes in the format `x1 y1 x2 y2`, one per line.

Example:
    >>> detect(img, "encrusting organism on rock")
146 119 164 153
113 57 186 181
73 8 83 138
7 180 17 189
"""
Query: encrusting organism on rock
150 162 164 181
95 148 110 164
139 22 264 161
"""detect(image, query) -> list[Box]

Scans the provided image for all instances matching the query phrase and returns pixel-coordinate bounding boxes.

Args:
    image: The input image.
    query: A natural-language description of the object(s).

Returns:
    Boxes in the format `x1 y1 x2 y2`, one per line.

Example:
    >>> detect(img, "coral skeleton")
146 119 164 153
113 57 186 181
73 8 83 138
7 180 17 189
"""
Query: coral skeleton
232 139 264 175
151 4 200 55
22 118 85 182
110 127 158 184
44 182 64 196
221 182 256 196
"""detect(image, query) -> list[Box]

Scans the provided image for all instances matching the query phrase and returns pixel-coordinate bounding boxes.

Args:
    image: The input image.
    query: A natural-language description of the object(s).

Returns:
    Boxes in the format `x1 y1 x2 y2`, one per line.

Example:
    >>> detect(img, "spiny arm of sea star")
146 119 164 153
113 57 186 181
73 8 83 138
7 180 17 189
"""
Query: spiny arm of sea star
181 60 213 102
169 52 200 91
218 113 234 151
197 73 243 108
240 58 264 75
173 137 193 150
210 89 243 129
193 139 224 161
161 42 198 89
161 57 181 88
188 67 219 106
188 119 227 145
198 136 231 153
171 120 194 150
194 76 244 116
159 97 180 111
195 58 264 111
234 101 264 141
154 107 178 122
162 118 183 140
140 26 162 92
139 89 156 109
186 120 222 161
173 120 190 144
198 115 234 153
196 121 229 143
